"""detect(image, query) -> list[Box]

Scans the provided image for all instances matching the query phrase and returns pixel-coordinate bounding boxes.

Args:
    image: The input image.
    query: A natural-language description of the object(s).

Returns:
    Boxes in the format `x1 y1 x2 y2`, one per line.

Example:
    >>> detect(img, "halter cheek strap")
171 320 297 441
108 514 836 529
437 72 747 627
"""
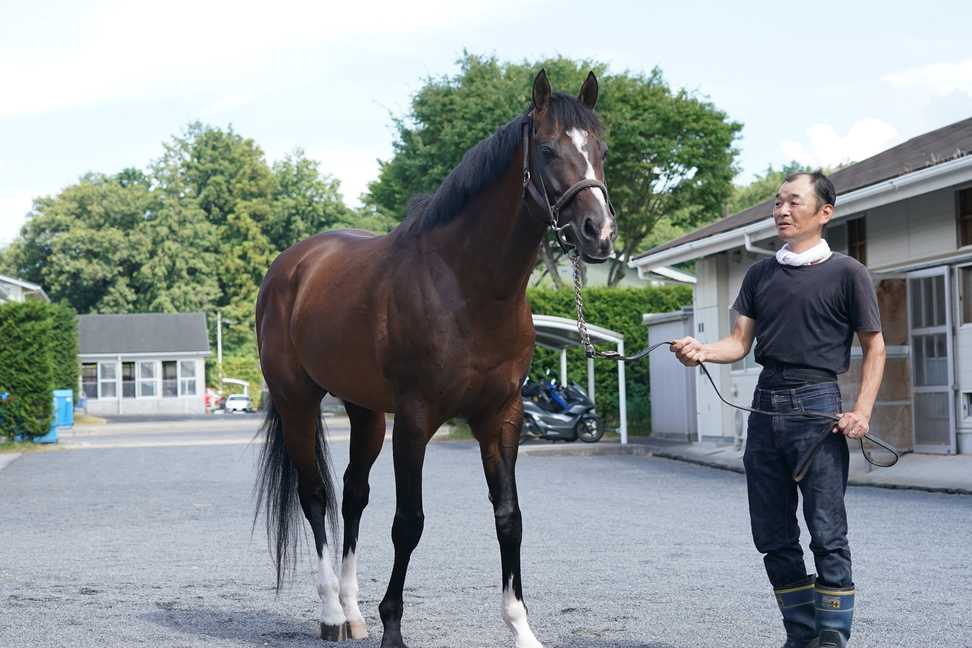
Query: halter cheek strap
520 118 616 254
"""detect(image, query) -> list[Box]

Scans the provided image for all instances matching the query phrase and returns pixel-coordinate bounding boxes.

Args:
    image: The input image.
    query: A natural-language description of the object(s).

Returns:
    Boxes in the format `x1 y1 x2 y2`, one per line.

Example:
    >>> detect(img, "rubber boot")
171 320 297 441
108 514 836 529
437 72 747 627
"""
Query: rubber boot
774 576 818 648
814 584 854 647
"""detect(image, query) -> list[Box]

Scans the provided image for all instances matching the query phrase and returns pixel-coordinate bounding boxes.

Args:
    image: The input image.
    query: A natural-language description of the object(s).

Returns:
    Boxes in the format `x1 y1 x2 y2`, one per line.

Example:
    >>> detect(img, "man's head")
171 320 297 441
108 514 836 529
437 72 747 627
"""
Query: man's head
773 170 836 245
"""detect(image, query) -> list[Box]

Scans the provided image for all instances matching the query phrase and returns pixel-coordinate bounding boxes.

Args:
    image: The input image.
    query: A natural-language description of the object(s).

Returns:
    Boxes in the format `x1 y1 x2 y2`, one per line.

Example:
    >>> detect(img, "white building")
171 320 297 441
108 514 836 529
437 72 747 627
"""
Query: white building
78 313 210 416
0 274 48 303
633 116 972 455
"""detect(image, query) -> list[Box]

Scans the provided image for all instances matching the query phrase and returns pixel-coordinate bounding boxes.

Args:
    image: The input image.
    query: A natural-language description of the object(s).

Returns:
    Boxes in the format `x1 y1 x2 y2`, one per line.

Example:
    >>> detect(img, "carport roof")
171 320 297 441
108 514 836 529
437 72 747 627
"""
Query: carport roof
533 314 623 350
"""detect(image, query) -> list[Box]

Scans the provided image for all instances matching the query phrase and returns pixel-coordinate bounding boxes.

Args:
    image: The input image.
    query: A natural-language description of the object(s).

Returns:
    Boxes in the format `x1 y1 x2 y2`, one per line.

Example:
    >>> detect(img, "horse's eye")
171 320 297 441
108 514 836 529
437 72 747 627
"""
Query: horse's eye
540 144 557 160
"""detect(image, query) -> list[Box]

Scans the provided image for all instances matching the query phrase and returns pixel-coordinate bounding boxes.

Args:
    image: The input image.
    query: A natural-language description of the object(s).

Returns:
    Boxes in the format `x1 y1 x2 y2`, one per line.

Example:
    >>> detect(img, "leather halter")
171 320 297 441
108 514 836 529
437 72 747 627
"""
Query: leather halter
520 118 616 254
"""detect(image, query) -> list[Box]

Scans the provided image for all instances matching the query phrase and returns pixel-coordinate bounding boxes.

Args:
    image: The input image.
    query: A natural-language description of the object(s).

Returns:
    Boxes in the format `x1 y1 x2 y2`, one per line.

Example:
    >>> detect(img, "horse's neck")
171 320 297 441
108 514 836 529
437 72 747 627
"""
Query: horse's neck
436 161 546 301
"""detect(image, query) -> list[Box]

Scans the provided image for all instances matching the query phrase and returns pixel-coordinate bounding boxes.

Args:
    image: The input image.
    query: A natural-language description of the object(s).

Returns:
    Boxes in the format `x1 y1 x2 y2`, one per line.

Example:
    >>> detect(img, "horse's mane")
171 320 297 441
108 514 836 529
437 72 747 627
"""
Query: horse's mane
405 92 603 232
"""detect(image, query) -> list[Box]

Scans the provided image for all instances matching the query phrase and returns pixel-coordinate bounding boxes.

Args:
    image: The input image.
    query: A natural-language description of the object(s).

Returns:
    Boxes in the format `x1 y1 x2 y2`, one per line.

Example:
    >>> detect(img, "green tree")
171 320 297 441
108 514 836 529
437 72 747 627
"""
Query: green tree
725 161 807 215
9 173 152 313
268 150 355 250
365 53 741 286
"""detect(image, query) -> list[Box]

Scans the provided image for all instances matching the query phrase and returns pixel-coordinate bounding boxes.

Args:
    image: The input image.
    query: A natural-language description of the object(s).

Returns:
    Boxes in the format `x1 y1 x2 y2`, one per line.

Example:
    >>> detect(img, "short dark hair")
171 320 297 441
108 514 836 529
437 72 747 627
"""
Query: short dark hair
785 170 836 210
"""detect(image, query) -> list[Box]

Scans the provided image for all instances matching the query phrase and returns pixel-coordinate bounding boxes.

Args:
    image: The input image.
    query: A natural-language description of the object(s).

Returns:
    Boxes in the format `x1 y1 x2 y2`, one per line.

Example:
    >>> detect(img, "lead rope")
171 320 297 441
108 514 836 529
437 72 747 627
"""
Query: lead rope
566 252 899 480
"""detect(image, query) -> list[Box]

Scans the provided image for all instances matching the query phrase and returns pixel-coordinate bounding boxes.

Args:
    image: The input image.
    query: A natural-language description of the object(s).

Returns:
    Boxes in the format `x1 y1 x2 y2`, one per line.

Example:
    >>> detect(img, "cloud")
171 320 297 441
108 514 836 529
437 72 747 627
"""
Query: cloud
780 119 901 169
883 59 972 98
0 0 533 119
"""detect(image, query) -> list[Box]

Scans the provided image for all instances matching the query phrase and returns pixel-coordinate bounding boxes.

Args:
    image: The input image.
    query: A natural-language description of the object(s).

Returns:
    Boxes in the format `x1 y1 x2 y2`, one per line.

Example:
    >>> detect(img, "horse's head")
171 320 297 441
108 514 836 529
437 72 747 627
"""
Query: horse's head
528 69 616 263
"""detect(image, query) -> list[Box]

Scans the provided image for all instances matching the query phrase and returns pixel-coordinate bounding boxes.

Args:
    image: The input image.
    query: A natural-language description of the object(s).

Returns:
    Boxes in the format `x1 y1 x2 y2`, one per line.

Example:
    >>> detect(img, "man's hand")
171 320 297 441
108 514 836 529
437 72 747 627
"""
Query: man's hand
834 411 869 439
670 336 708 367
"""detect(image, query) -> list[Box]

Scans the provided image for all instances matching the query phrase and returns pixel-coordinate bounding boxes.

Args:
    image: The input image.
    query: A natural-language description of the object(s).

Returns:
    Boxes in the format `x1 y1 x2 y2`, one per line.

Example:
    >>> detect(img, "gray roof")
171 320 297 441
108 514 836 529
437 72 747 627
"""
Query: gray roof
634 115 972 261
79 312 210 355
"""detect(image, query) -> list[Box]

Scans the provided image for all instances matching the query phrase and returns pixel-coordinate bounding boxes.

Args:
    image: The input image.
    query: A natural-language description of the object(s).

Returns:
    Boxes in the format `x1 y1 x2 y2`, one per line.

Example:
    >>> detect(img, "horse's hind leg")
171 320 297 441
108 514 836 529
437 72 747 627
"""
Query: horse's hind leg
276 392 348 640
472 399 544 648
339 401 386 640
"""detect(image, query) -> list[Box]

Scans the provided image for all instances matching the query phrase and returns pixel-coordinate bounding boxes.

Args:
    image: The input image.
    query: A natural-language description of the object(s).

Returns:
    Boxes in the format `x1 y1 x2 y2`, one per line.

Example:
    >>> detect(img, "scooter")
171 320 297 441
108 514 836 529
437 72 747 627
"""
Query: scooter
520 373 602 444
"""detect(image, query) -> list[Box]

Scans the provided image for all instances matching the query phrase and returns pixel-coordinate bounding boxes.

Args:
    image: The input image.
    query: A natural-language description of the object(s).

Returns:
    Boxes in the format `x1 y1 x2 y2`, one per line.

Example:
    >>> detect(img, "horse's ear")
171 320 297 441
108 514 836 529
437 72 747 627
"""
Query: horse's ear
578 71 598 109
532 69 551 112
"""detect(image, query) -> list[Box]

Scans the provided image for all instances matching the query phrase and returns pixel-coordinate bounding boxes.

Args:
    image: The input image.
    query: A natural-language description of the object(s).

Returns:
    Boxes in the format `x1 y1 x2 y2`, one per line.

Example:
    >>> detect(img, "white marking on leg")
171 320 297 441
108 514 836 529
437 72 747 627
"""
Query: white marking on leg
339 549 369 639
567 128 613 241
503 581 544 648
318 548 346 627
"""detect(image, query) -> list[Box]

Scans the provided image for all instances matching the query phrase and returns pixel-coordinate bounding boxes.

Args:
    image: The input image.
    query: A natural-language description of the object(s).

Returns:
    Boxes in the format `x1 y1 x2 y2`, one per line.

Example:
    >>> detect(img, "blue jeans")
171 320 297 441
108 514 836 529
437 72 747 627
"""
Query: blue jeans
744 382 852 589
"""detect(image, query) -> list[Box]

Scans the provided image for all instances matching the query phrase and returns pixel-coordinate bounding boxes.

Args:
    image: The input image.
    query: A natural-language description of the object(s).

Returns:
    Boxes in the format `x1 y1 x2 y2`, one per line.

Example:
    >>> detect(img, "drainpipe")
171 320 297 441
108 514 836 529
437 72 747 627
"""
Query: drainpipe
744 233 775 257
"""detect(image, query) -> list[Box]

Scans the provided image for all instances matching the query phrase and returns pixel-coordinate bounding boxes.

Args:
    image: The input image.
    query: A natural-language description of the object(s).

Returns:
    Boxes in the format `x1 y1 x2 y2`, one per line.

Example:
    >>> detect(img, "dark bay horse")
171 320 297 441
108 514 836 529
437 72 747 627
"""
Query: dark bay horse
254 70 616 648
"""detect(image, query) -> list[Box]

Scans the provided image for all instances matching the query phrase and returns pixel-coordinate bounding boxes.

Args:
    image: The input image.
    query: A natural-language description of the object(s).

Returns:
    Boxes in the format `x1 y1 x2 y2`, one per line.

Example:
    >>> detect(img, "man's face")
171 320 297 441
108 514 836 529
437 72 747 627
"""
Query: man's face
773 175 833 243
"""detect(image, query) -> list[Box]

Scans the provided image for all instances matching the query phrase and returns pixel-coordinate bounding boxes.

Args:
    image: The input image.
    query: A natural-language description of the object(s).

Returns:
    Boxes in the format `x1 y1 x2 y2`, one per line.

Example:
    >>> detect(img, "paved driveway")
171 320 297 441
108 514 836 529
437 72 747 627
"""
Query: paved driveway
1 420 970 647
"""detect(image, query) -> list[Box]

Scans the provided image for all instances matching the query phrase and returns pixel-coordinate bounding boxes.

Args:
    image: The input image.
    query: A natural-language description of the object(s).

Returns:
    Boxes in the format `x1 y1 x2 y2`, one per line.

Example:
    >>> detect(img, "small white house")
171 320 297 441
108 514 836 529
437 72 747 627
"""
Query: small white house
78 313 210 416
633 116 972 455
0 274 48 303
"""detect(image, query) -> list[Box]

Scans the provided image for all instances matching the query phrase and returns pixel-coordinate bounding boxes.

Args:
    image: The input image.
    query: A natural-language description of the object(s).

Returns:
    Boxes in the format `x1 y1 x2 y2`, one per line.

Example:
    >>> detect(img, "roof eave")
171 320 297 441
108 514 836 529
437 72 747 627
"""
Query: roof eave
630 153 972 270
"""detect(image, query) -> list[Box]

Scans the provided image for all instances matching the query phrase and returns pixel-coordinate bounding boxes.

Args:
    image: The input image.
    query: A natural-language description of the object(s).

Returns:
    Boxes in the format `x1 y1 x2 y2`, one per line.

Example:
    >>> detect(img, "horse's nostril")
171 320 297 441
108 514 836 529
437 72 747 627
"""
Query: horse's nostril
583 218 598 240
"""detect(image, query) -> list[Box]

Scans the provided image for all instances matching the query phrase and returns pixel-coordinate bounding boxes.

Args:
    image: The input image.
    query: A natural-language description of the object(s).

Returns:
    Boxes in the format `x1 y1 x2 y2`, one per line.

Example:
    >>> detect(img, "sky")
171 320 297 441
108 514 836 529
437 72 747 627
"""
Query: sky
2 0 972 246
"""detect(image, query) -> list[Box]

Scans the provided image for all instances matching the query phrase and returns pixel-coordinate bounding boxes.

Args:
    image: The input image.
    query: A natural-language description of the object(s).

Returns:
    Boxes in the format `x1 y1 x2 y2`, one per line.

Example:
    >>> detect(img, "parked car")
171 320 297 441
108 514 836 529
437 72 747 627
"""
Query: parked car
224 393 253 413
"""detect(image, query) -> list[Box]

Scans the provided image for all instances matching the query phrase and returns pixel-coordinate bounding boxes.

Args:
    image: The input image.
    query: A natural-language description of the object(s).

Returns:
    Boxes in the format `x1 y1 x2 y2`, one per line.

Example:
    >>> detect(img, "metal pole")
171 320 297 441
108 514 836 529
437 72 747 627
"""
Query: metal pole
216 310 223 384
587 355 595 404
618 340 627 445
560 347 568 387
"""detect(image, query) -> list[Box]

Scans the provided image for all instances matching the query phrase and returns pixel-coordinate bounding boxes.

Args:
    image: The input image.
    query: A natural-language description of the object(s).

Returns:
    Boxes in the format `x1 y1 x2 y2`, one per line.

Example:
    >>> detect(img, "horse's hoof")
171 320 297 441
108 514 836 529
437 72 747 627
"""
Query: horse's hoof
348 621 369 639
320 622 348 641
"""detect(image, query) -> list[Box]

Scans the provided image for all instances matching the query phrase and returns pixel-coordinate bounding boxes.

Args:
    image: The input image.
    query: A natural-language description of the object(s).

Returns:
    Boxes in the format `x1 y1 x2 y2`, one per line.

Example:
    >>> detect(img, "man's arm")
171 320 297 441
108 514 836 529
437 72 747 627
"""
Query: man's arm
671 314 755 366
834 330 886 438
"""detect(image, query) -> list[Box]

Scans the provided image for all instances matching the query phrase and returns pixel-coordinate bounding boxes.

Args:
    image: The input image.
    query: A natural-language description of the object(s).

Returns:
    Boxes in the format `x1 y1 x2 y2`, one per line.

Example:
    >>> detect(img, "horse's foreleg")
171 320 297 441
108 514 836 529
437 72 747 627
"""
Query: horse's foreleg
473 400 544 648
340 401 386 640
378 404 434 648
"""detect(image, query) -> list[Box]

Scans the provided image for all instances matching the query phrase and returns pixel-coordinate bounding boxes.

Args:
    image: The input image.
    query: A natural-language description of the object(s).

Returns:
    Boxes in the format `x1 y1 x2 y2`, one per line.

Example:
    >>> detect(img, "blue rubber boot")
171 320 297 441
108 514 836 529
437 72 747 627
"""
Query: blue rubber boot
774 576 818 647
815 584 854 647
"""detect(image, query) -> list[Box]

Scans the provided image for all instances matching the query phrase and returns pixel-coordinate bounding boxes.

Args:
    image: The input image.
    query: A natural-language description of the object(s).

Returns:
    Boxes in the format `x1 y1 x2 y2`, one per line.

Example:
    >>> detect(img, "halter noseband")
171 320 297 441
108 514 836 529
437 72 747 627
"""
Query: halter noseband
520 118 616 254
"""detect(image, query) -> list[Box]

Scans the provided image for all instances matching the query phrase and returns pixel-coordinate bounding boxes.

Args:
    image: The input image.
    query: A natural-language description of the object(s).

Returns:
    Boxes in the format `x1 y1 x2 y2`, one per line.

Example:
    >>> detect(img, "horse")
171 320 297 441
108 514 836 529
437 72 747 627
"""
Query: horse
254 69 616 648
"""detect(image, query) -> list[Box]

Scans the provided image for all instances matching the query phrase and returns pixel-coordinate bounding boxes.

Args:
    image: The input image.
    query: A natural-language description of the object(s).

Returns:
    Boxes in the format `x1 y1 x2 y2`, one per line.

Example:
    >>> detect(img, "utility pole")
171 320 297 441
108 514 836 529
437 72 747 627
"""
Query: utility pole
216 310 223 384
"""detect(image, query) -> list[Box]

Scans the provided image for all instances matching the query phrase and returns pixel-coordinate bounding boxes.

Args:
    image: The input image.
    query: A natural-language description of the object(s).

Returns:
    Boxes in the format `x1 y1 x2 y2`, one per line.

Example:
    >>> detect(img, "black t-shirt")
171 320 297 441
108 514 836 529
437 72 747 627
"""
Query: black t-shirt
732 252 882 378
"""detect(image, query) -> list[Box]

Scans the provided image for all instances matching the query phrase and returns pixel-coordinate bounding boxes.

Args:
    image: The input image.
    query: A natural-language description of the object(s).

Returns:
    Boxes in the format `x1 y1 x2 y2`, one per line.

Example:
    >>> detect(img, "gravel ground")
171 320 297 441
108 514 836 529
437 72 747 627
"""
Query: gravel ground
1 425 970 648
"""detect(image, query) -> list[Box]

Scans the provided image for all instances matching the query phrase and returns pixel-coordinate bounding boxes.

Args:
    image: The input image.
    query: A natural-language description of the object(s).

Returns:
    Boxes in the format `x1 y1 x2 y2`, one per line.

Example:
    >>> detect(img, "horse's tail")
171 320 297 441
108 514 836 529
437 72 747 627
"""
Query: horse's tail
253 396 336 591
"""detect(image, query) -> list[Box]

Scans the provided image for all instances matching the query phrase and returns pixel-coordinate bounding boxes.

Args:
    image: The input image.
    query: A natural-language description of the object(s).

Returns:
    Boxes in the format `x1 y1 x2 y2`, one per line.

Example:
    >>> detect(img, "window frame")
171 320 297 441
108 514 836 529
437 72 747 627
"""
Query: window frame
137 360 157 398
81 363 98 400
98 361 118 399
957 186 972 248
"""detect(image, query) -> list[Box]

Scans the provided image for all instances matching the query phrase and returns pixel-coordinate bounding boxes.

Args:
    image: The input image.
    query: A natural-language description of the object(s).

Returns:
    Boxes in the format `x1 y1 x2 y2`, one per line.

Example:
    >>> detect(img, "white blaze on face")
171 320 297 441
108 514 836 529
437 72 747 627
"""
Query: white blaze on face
317 549 346 626
502 583 544 648
567 127 613 240
339 549 369 639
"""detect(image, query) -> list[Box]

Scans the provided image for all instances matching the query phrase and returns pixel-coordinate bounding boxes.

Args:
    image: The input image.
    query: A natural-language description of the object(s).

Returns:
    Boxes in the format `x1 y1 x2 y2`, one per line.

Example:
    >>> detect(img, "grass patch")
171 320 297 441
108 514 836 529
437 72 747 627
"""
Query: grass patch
74 414 107 425
0 439 57 454
442 419 474 440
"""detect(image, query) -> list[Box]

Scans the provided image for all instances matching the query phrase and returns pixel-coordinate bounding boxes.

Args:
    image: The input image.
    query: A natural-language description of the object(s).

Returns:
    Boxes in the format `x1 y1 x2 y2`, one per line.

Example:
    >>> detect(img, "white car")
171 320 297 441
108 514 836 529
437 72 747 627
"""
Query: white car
224 394 253 413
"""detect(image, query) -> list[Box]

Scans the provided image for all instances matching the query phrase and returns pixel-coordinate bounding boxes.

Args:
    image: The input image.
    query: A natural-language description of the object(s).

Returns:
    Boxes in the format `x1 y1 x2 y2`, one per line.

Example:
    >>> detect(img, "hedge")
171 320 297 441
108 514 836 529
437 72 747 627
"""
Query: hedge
0 301 79 439
527 284 692 433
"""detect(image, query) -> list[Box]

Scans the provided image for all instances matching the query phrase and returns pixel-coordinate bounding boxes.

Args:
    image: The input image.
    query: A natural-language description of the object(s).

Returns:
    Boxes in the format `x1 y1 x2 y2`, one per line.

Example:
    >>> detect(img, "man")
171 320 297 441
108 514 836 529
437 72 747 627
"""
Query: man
671 171 885 648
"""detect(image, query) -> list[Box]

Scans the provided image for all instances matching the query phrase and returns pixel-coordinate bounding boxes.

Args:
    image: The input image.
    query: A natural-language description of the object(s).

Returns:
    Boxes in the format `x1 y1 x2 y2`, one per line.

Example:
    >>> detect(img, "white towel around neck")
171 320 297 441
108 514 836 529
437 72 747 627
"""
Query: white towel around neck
775 239 832 267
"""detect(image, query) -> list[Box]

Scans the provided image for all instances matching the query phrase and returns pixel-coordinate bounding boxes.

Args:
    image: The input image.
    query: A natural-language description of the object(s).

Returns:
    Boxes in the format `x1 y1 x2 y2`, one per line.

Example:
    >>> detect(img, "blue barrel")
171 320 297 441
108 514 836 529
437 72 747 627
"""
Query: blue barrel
34 389 73 444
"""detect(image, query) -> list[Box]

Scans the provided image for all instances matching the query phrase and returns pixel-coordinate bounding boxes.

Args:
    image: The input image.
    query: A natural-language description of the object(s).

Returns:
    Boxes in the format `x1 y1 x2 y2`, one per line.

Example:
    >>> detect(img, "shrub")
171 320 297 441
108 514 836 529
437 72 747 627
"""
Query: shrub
527 284 692 433
47 303 80 398
0 301 56 438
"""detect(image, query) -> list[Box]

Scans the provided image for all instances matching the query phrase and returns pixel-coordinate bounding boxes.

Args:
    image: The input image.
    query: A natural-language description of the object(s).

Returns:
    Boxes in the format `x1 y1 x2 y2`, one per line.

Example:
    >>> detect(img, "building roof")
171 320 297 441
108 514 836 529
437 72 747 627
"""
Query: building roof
633 116 972 261
79 312 210 355
0 274 49 301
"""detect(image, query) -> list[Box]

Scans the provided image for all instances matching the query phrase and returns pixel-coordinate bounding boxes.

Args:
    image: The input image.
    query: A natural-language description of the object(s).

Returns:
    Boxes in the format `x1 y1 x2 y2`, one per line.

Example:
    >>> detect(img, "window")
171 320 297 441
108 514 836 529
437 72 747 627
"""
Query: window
99 362 117 398
122 362 136 399
825 216 866 264
162 361 178 397
179 360 197 396
959 187 972 247
847 218 866 265
138 361 156 397
82 363 98 400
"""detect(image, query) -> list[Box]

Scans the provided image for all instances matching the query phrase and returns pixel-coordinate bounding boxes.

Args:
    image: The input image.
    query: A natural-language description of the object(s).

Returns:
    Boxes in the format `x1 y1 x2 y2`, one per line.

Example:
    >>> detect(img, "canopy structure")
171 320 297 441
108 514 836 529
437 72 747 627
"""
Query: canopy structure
531 315 628 444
